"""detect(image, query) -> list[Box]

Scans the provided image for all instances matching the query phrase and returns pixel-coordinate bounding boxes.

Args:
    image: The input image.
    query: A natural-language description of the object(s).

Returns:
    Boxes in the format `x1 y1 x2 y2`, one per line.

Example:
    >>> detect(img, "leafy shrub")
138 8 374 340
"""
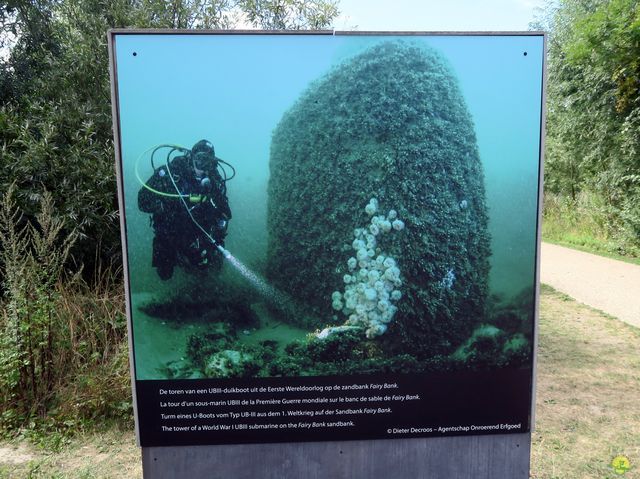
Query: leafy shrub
0 186 129 432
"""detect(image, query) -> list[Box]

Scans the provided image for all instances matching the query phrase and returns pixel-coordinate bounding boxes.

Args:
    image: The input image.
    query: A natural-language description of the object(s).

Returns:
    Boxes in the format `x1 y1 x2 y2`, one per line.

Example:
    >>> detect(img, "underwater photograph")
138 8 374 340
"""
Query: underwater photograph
114 33 543 383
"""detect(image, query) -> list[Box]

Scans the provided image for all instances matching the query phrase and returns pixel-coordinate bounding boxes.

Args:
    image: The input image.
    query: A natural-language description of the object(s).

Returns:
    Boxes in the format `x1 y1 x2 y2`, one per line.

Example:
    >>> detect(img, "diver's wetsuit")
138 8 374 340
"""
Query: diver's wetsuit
138 154 231 280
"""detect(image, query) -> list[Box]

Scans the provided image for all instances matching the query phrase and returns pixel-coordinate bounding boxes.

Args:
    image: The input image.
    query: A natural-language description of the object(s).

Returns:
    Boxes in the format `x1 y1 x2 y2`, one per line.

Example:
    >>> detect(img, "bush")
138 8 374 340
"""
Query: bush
0 185 130 434
542 191 640 258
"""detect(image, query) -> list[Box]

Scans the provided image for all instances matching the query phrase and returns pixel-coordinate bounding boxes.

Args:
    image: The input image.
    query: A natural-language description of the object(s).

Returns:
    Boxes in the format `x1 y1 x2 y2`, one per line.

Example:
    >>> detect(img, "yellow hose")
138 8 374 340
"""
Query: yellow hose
134 144 189 198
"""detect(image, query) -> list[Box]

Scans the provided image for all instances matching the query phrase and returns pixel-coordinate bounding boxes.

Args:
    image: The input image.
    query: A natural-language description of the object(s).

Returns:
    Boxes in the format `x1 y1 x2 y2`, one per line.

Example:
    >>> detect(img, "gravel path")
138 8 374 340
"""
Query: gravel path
540 242 640 329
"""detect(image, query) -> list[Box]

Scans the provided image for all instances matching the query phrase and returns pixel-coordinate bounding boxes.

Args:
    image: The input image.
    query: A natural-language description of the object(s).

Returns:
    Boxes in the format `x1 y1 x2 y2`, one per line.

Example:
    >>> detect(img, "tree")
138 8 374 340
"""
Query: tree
540 0 640 250
0 0 340 274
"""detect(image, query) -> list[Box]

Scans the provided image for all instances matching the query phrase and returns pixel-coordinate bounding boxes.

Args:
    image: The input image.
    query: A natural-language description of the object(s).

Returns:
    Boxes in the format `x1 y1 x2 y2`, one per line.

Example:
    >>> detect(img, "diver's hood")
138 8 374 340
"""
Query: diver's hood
192 139 215 157
191 140 216 171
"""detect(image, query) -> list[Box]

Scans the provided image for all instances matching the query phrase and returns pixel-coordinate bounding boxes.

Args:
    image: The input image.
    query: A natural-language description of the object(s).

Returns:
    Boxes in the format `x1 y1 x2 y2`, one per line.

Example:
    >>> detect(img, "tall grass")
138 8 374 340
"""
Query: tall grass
0 185 130 439
542 191 640 260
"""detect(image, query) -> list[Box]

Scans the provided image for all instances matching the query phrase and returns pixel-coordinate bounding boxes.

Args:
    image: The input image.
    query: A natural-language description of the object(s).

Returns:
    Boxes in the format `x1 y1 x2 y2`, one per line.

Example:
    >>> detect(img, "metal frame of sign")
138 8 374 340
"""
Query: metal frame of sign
108 30 546 478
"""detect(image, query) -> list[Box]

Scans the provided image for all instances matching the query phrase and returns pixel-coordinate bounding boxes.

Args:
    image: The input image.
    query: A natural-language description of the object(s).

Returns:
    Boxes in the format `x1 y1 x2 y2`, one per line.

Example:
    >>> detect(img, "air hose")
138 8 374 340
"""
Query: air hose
134 144 190 199
135 143 235 253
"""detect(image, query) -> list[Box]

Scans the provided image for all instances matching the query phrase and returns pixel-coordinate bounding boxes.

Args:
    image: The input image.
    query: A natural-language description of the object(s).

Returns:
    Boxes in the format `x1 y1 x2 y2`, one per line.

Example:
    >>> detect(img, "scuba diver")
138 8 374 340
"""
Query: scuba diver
138 140 235 280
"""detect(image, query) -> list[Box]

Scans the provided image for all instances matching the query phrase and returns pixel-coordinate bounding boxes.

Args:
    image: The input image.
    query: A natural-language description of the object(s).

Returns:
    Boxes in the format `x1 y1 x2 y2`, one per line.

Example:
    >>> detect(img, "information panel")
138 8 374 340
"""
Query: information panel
109 31 544 447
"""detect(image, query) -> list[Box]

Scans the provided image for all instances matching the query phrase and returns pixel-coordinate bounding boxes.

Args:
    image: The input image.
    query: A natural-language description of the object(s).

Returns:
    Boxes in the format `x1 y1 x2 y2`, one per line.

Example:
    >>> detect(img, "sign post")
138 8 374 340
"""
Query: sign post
109 30 545 477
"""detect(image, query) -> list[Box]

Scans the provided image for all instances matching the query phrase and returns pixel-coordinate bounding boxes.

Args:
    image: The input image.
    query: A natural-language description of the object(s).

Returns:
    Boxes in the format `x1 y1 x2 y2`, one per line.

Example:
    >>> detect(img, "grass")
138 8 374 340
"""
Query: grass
531 285 640 478
542 192 640 265
542 237 640 266
0 427 140 478
0 287 638 478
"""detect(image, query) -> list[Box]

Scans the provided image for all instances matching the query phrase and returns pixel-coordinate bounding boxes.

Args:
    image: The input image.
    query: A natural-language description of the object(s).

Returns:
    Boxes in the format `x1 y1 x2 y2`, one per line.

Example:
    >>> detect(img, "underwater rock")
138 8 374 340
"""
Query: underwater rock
450 324 530 368
140 293 260 331
139 297 220 320
451 324 504 362
267 40 491 357
161 358 204 380
502 333 529 356
187 329 234 370
487 286 535 338
204 349 252 378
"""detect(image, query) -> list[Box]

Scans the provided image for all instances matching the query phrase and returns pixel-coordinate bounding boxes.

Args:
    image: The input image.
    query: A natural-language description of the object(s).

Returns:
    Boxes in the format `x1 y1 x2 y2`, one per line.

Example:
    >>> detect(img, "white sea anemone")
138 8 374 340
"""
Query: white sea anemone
365 323 387 339
328 199 406 341
365 203 376 216
384 266 400 282
364 288 377 301
392 219 405 231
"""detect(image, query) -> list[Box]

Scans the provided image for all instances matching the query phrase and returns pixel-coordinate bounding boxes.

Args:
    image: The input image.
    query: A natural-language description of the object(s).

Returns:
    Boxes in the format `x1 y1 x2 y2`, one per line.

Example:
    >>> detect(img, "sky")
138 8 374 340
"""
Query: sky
333 0 546 31
0 0 546 62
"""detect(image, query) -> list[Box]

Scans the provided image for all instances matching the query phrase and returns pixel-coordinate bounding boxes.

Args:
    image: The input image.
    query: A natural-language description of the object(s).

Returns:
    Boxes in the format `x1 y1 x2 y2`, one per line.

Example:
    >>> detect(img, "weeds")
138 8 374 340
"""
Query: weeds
542 191 640 260
0 184 76 423
0 185 130 440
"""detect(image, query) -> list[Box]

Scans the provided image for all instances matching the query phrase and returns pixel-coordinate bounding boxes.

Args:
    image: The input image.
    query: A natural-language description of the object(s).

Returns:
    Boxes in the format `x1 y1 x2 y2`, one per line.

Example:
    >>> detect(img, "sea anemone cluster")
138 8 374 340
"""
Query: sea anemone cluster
329 198 405 339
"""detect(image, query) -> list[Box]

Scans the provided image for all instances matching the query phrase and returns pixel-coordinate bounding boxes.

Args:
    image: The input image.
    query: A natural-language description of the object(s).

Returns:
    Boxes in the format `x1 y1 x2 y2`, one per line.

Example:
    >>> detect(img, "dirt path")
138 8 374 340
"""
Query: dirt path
0 429 142 478
540 242 640 328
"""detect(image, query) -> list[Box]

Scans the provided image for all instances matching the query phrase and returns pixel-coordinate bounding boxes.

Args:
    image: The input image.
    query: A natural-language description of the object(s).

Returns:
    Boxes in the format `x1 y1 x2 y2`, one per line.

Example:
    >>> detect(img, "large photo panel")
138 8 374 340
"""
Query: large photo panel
111 32 544 447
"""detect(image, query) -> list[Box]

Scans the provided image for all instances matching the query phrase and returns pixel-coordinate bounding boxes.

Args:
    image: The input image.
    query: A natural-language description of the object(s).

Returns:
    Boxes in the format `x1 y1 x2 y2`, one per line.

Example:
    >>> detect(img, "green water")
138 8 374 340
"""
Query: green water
132 293 213 379
116 34 543 379
235 303 310 349
132 291 309 379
